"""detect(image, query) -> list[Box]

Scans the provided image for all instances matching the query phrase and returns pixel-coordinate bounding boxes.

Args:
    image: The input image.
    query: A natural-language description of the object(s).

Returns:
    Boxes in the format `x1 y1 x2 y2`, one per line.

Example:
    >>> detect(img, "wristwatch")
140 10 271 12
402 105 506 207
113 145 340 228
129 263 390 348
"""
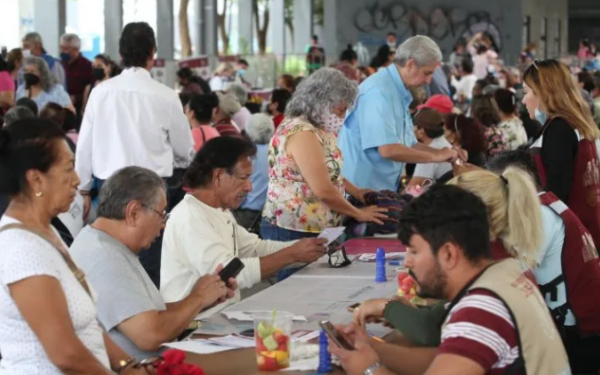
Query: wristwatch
364 362 382 375
117 357 135 374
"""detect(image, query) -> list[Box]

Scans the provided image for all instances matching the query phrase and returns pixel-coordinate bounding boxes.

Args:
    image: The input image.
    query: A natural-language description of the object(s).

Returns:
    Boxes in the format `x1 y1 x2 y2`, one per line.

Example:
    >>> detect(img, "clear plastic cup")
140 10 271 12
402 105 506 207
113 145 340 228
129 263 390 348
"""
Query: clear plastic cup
253 311 294 371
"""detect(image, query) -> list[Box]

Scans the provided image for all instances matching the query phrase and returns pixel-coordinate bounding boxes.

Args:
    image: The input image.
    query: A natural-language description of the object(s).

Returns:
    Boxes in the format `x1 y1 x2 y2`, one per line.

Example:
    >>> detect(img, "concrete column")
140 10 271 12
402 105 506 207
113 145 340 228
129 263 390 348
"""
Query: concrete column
33 0 66 57
269 0 285 55
104 0 123 61
193 0 204 55
203 0 218 56
292 0 312 54
238 0 253 54
156 0 175 59
323 0 337 57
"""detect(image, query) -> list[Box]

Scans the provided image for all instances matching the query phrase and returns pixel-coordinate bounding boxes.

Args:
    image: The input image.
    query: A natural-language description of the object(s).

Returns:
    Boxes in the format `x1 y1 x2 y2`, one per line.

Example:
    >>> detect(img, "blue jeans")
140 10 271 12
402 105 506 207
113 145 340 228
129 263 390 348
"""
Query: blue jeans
260 219 318 281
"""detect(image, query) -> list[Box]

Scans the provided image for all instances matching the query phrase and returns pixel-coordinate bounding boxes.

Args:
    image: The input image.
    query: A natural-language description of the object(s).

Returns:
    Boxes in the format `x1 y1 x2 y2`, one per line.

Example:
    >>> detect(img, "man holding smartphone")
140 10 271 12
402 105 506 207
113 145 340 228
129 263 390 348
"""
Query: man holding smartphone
160 137 328 319
329 185 569 375
71 167 237 361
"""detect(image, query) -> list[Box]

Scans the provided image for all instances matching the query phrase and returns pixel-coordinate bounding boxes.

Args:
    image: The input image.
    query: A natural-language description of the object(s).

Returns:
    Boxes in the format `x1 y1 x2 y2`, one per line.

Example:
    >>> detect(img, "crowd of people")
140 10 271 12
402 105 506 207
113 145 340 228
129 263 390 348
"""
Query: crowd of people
1 19 600 375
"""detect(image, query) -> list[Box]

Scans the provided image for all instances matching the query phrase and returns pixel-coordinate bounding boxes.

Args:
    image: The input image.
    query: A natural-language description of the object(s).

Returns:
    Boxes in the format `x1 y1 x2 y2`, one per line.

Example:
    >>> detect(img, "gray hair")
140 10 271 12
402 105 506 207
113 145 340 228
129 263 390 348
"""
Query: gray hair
285 68 358 128
22 32 43 47
395 35 442 68
97 166 166 220
3 106 34 126
229 83 248 106
60 33 81 49
23 56 55 91
246 114 275 144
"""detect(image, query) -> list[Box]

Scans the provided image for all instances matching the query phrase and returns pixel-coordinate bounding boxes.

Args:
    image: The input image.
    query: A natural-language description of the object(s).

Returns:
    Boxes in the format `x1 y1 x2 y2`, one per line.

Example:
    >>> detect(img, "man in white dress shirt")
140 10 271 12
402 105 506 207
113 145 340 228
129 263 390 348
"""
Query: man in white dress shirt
160 137 328 318
76 22 194 286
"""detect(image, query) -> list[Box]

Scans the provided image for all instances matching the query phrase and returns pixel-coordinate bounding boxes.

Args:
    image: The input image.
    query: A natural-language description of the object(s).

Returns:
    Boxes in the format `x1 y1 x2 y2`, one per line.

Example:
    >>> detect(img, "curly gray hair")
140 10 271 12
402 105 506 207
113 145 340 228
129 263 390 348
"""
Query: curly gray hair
23 56 55 92
285 68 358 128
246 114 275 145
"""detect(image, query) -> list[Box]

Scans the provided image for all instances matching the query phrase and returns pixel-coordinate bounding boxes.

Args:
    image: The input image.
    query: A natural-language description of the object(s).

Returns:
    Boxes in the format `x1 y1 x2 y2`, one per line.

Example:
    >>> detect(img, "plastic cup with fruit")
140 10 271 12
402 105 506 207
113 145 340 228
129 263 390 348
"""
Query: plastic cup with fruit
254 311 294 371
397 271 425 306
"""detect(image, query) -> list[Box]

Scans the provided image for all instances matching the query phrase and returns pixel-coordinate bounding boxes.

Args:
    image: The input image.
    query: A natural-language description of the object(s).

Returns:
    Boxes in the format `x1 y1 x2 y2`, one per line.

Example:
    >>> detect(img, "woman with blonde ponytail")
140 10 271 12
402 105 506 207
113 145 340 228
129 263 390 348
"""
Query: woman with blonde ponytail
448 167 543 268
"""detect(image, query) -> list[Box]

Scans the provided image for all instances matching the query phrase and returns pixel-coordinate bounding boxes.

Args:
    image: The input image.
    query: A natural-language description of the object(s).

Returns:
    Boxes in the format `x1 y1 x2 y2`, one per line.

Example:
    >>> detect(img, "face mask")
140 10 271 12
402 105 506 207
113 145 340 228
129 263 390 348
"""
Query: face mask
498 78 507 88
535 108 547 124
237 69 245 77
323 110 345 136
22 49 31 58
60 52 71 63
387 41 396 49
93 68 106 81
24 73 40 88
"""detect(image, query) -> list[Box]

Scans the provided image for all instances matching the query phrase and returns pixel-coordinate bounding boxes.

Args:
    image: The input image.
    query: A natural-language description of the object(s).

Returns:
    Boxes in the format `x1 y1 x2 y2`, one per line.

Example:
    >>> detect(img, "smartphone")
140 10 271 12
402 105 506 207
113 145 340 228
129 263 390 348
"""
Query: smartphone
319 320 354 350
219 258 245 286
347 302 360 313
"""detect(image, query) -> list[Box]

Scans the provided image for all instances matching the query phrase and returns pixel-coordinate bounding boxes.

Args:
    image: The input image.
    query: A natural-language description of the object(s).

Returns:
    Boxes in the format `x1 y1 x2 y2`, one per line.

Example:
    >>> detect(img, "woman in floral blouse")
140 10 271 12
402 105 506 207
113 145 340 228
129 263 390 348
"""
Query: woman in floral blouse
261 69 387 241
471 95 509 157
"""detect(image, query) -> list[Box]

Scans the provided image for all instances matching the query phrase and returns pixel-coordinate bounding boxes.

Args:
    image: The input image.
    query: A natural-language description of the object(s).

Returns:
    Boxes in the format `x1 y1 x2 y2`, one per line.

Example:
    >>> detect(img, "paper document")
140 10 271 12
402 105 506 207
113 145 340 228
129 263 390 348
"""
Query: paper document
318 226 346 246
206 334 255 348
222 310 307 322
161 340 240 354
357 252 405 262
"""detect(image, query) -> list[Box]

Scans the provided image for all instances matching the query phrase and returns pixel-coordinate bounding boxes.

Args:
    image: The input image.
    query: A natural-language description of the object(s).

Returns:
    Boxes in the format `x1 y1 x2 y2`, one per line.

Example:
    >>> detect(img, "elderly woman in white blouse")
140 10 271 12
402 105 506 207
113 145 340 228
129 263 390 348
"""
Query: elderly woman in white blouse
0 118 149 374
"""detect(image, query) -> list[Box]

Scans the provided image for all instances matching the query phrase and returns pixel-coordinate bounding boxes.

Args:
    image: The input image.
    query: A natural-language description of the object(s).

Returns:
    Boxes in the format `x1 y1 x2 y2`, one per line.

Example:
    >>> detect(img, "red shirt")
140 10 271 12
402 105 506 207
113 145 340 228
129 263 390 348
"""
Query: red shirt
273 114 285 128
63 55 93 108
214 119 242 138
438 289 522 374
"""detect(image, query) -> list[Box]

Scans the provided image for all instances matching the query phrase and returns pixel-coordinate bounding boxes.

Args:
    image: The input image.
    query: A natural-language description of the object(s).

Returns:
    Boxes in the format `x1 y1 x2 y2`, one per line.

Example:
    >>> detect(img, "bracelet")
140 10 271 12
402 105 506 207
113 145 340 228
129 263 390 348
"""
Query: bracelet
363 362 382 375
116 357 135 374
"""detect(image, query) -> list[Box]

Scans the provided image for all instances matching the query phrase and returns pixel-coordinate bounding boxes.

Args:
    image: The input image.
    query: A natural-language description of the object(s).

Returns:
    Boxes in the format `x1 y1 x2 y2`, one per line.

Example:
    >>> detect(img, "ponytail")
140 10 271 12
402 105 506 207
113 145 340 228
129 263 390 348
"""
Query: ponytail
448 167 543 267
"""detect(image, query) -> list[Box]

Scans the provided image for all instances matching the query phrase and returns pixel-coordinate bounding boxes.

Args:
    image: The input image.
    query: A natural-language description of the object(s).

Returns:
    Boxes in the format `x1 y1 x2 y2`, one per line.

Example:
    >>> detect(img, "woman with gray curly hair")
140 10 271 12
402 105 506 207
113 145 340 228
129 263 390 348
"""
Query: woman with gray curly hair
16 56 74 113
261 68 387 241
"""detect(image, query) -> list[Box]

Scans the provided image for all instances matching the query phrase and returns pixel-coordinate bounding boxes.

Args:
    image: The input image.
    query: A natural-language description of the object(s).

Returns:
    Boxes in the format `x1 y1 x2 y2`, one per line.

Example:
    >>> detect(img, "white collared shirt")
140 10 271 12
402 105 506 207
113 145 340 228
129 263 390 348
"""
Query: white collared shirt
76 68 194 190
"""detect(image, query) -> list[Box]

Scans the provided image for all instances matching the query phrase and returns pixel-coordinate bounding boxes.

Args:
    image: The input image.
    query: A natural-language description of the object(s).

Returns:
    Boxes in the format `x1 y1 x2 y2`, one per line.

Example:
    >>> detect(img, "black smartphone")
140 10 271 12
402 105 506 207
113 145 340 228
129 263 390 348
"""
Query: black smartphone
219 258 245 286
319 320 354 350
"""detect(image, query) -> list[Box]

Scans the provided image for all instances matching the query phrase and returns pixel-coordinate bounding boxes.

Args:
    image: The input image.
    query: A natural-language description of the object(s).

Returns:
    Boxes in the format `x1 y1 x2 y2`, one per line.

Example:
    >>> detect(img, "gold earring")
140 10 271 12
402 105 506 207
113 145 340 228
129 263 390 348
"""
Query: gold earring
35 191 43 197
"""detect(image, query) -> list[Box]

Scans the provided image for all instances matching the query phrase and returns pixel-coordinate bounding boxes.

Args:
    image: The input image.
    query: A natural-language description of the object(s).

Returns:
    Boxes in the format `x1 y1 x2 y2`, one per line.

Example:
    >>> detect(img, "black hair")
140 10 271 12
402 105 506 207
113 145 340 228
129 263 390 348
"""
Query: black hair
94 53 121 77
177 67 194 80
577 71 595 93
238 59 249 67
184 137 257 189
0 56 8 72
312 35 319 42
461 58 474 74
398 184 492 263
387 32 397 38
119 22 156 68
0 118 67 196
487 149 541 188
39 102 78 133
187 93 219 123
271 88 292 113
471 95 500 127
493 89 517 114
340 45 358 62
476 44 488 55
179 93 192 108
16 97 39 116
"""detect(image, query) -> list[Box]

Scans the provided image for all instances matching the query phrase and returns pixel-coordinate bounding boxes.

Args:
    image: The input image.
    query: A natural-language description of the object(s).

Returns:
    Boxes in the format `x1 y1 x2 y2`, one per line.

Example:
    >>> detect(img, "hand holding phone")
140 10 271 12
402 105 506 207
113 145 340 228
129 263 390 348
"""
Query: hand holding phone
219 258 245 287
319 320 354 350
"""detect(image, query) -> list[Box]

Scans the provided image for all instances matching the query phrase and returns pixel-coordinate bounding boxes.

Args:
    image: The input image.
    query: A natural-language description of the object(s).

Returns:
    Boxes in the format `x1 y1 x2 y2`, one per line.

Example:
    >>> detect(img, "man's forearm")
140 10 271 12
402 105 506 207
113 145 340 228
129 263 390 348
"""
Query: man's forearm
158 294 207 342
373 341 436 375
259 248 296 280
379 144 438 164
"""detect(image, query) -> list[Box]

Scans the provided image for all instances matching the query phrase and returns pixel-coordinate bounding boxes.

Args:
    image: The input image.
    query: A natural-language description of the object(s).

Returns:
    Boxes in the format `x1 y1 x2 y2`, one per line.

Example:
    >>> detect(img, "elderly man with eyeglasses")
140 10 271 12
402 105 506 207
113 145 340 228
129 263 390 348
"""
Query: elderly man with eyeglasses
70 166 237 361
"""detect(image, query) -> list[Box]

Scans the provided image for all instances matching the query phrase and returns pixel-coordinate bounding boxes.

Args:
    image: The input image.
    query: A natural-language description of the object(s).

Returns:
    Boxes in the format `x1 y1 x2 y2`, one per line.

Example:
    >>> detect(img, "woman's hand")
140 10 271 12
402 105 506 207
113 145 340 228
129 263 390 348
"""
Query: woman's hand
355 206 388 225
355 188 375 204
352 299 389 327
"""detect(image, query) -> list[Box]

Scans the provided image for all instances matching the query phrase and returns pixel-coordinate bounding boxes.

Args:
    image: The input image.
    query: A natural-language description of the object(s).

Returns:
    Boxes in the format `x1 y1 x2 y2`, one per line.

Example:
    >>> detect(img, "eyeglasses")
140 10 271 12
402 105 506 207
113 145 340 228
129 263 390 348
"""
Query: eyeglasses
328 246 352 269
142 204 170 223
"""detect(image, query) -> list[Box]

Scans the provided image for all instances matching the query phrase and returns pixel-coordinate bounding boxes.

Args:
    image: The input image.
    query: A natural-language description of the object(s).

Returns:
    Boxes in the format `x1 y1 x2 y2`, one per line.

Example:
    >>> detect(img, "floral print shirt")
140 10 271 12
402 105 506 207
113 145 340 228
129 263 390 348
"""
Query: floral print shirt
484 125 509 157
498 117 528 150
263 118 344 233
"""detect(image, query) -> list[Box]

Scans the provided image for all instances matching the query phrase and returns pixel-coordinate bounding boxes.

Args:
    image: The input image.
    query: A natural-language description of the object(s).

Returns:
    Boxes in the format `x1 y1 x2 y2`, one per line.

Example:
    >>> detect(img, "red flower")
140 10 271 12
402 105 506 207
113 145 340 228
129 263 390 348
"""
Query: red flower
157 349 205 375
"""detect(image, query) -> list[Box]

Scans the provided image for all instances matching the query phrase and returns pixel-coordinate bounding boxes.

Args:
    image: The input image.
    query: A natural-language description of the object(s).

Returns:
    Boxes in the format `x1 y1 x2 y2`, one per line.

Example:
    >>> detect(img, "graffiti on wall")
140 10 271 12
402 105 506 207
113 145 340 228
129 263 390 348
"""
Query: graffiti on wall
353 1 502 51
